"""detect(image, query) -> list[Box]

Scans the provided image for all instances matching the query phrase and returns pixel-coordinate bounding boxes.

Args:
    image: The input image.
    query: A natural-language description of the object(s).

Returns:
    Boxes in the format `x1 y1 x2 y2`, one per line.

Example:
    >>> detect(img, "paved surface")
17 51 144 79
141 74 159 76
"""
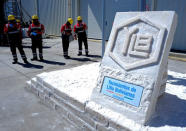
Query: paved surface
0 38 185 131
0 38 102 131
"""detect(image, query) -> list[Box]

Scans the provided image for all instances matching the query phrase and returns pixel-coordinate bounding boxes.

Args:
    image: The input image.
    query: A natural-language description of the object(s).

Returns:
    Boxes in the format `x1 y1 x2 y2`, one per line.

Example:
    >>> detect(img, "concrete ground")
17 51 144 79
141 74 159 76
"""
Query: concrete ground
0 38 185 131
0 38 102 131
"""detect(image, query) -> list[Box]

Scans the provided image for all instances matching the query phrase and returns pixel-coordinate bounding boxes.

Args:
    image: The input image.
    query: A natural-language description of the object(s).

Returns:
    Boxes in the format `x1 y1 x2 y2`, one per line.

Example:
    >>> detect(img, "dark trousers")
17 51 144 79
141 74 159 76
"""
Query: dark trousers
62 34 69 56
31 38 43 59
8 37 26 61
78 33 88 53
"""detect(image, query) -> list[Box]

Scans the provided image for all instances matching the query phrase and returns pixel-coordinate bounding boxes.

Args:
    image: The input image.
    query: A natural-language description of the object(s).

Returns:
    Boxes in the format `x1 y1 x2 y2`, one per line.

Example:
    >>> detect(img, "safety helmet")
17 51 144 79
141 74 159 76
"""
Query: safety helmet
16 19 20 23
67 17 73 25
77 16 82 21
8 15 15 21
32 15 39 20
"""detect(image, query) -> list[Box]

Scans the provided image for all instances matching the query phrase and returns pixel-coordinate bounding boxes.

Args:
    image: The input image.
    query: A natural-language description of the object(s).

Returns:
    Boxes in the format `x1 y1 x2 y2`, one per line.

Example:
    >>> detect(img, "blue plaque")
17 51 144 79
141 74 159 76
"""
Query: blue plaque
101 76 144 107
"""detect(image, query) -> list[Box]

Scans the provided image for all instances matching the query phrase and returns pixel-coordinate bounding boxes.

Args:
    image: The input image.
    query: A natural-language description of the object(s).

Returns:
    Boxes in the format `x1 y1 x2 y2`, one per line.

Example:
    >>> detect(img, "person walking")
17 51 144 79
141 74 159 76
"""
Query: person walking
74 16 88 56
4 15 28 64
27 15 45 61
61 18 73 59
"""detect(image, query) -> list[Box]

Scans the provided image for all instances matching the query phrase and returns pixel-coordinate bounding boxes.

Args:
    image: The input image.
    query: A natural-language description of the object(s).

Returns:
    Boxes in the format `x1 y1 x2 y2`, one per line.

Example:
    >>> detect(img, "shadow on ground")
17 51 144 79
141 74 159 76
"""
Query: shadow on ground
167 75 186 86
22 45 51 49
41 59 65 65
0 45 51 49
69 57 98 62
86 54 102 58
147 93 186 128
18 59 65 67
18 62 43 69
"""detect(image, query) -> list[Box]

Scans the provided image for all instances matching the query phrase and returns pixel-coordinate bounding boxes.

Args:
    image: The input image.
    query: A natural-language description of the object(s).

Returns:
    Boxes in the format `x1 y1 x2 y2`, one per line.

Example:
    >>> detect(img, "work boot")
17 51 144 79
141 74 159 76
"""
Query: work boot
86 52 89 56
39 53 43 61
64 55 70 59
31 57 38 61
77 52 82 56
39 57 44 61
23 59 29 64
12 59 18 64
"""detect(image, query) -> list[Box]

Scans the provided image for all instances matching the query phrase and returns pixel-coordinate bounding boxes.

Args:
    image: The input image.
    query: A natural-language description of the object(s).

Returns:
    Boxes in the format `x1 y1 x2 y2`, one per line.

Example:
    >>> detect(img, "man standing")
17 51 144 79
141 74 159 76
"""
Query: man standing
61 18 73 59
4 15 28 64
16 19 23 44
27 15 45 61
74 16 88 56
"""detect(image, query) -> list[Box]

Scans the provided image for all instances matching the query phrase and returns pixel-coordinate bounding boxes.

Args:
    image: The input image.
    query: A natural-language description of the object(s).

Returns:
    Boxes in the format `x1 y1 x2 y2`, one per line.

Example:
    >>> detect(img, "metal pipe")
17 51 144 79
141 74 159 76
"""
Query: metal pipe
141 0 146 11
68 0 72 17
151 0 156 11
35 0 39 18
19 0 23 21
77 0 80 16
101 0 105 57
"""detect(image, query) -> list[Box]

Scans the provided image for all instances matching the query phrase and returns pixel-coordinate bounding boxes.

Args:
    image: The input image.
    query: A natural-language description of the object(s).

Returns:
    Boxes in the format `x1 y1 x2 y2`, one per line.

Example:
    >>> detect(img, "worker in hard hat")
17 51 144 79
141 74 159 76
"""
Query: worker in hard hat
74 16 88 56
27 15 45 61
16 19 22 40
60 17 73 59
4 15 28 64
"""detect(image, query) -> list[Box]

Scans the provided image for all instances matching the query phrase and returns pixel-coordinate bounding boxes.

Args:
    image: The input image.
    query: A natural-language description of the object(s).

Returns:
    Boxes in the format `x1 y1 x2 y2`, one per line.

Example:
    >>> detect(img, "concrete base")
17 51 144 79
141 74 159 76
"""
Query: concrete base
26 63 180 130
26 63 141 130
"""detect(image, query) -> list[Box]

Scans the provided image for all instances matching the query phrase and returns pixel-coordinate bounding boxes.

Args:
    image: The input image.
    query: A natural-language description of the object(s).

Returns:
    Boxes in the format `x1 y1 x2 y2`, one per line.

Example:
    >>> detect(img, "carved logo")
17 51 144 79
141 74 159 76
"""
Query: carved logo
109 16 166 70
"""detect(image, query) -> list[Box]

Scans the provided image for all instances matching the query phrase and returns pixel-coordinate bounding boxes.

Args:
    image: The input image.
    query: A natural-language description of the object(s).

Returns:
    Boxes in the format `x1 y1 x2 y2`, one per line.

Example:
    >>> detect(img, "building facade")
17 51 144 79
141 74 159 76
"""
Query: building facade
19 0 186 51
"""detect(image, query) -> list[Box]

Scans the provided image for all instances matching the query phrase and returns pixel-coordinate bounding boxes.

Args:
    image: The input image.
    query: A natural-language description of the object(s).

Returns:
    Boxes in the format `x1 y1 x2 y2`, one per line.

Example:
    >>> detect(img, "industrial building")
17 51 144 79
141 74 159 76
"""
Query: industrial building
1 0 186 51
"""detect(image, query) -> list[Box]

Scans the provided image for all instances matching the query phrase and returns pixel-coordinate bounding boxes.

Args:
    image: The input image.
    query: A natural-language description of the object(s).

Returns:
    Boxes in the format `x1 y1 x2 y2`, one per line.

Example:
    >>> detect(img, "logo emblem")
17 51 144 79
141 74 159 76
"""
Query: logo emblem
109 16 166 70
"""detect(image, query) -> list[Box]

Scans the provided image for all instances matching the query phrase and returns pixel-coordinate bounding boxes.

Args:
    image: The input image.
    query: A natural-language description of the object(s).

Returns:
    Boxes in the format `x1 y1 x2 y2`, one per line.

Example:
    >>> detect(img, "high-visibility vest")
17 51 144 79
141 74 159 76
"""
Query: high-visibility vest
6 23 20 35
30 23 42 35
62 24 72 35
74 23 86 34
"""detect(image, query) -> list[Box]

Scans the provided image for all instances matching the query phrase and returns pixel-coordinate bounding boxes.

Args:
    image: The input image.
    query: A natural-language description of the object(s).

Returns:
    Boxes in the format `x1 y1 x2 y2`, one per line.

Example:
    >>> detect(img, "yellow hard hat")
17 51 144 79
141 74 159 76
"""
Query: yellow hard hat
32 15 39 20
67 17 73 25
8 15 15 21
16 19 20 23
77 16 82 21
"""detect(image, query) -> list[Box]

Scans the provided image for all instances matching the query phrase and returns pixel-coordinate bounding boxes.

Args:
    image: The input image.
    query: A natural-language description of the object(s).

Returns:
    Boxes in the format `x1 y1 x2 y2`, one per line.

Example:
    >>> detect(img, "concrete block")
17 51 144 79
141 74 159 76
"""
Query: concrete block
109 115 142 131
85 101 109 126
44 96 56 109
35 80 55 98
109 121 131 131
91 11 177 125
25 81 32 91
30 84 39 96
54 103 69 118
54 88 86 112
31 77 38 88
53 94 98 128
38 89 45 100
53 95 96 129
67 112 94 130
52 94 83 112
96 123 117 131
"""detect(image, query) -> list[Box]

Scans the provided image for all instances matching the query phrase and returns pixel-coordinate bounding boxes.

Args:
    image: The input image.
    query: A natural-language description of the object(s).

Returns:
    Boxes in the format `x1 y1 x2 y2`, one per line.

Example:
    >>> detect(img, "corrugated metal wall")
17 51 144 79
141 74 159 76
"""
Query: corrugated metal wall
80 0 102 39
155 0 186 51
80 0 139 39
104 0 139 39
21 0 69 36
20 0 186 51
38 0 68 36
21 0 35 22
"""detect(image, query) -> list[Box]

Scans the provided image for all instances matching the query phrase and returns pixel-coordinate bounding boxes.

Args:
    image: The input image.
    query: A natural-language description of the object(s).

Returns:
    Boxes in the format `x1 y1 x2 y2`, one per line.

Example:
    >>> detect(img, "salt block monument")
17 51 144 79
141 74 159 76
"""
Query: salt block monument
26 11 178 130
91 11 177 124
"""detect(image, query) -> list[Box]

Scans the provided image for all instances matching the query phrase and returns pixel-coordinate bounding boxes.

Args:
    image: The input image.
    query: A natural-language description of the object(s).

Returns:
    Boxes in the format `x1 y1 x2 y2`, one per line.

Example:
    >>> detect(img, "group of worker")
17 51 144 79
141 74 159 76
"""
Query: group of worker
61 16 88 59
4 14 88 64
